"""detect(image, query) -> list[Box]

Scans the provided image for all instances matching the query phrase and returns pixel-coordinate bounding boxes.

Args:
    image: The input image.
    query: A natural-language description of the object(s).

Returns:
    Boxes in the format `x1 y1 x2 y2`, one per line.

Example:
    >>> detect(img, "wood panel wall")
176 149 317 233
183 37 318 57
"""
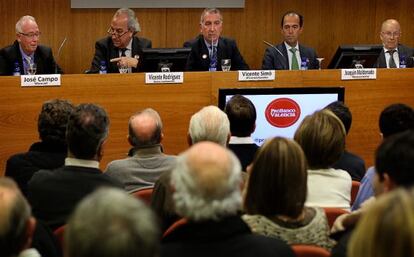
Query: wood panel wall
1 0 413 73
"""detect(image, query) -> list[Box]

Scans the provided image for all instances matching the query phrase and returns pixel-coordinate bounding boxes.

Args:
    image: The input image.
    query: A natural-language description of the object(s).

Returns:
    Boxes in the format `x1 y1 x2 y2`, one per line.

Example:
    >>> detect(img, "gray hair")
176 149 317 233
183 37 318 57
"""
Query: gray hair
200 8 223 25
115 8 141 32
15 15 36 33
65 187 159 257
128 108 163 147
189 105 230 146
171 148 242 221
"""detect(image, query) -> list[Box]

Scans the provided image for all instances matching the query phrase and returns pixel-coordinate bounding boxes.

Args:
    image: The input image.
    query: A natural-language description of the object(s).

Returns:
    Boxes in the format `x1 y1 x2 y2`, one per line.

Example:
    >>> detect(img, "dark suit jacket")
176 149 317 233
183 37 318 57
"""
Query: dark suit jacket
0 40 62 75
89 36 152 73
228 143 259 171
161 215 295 257
375 44 414 68
185 35 249 71
262 42 318 70
332 150 366 181
28 165 123 230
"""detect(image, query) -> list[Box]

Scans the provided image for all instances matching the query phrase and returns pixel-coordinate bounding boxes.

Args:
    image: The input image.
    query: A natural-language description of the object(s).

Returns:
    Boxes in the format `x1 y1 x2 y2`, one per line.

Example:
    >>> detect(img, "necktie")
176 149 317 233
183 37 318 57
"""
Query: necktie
387 50 397 68
120 48 127 57
209 46 217 71
290 48 299 70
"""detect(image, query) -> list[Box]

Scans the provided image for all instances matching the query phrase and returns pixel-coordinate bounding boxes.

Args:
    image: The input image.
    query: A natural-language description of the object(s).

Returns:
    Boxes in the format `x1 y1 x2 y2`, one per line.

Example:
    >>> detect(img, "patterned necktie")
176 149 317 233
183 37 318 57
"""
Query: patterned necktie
290 48 299 70
209 46 217 71
120 48 127 57
387 49 397 68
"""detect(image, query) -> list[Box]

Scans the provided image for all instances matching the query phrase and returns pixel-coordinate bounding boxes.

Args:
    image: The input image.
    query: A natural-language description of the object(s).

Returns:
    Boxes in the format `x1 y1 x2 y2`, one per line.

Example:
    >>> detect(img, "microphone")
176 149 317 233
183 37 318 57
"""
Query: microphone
263 40 285 58
55 37 67 74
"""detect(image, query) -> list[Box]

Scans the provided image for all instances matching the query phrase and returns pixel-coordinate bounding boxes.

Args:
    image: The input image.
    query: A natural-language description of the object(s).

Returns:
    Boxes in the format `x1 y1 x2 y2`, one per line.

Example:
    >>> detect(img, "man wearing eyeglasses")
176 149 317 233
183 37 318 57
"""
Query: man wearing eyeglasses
375 19 414 68
0 15 62 75
89 8 151 73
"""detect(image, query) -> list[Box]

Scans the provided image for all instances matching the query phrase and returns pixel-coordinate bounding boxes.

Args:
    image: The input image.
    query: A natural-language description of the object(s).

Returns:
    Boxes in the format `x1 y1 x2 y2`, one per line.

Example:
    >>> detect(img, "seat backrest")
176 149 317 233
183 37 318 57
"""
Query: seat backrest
163 218 187 238
351 180 361 205
53 225 65 248
323 207 349 228
131 187 153 205
291 244 331 257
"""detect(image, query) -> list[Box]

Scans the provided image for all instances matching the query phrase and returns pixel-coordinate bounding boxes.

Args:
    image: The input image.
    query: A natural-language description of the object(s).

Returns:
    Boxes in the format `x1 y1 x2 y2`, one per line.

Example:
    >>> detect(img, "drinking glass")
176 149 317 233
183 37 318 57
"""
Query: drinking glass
316 58 324 70
27 63 37 75
118 64 129 74
221 59 231 71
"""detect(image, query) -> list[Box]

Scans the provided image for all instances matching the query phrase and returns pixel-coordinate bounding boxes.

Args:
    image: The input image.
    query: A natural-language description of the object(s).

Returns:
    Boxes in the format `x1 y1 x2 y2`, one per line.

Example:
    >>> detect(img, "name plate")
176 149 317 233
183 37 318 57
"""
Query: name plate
238 70 275 81
21 74 61 87
145 72 184 84
341 69 377 80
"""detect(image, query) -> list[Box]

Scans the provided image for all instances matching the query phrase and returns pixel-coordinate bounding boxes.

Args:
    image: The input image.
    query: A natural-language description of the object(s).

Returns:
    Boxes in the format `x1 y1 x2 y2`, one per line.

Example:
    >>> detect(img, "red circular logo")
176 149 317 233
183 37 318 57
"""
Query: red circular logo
265 98 301 128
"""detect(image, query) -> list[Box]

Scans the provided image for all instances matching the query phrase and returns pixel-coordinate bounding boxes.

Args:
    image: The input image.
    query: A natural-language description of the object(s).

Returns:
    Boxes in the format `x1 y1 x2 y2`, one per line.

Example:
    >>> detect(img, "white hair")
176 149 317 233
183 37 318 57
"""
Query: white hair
189 105 230 146
15 15 36 33
115 8 141 32
171 148 242 221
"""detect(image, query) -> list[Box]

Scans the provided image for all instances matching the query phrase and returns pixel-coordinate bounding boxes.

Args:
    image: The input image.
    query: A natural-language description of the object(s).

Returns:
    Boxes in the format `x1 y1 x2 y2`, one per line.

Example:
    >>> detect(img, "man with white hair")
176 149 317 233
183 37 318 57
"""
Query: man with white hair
89 8 151 73
151 105 231 231
0 15 62 75
161 142 294 257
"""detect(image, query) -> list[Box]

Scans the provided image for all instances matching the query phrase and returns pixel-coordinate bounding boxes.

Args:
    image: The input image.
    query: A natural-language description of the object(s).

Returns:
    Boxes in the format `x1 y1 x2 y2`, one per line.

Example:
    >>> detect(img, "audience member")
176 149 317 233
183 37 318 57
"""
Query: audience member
105 108 176 192
28 103 123 230
325 101 366 181
294 109 352 210
6 99 74 197
375 19 414 68
352 103 414 210
89 8 151 73
65 187 160 257
0 15 62 75
262 11 318 70
224 95 259 171
161 142 295 257
243 137 335 250
185 8 249 71
151 105 230 231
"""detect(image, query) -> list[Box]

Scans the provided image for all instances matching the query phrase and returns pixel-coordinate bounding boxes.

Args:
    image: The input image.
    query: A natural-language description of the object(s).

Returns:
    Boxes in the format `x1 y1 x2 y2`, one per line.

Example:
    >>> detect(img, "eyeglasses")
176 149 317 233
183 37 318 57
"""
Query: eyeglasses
381 31 401 38
107 27 129 38
19 32 41 39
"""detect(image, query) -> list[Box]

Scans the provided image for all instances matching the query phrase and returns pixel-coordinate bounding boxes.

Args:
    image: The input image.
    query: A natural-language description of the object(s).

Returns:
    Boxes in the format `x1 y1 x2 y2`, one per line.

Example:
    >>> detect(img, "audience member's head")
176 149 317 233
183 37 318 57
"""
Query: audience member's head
171 142 242 221
374 130 414 195
38 99 74 145
379 103 414 138
325 101 352 135
224 95 256 137
244 137 307 218
66 103 109 160
294 109 346 169
0 178 36 257
128 108 163 148
65 187 160 257
348 188 414 257
188 105 230 146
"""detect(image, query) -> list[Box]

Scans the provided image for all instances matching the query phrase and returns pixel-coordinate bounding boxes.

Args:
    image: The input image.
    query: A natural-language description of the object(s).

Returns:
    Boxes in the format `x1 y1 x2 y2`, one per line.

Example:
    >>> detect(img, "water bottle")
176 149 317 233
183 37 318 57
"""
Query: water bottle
99 61 107 74
13 62 21 76
399 56 406 68
300 57 309 70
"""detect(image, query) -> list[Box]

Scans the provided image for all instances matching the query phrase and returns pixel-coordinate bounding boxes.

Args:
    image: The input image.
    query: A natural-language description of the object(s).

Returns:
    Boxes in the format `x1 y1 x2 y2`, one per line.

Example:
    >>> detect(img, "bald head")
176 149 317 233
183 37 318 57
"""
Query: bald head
171 142 242 221
128 108 163 147
380 19 401 50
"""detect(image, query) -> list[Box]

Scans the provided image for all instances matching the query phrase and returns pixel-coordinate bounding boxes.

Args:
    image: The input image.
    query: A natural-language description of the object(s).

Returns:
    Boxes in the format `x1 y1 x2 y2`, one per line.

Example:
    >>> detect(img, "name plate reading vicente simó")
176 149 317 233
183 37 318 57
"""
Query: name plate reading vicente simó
21 74 61 87
145 72 184 84
341 69 377 80
238 70 275 81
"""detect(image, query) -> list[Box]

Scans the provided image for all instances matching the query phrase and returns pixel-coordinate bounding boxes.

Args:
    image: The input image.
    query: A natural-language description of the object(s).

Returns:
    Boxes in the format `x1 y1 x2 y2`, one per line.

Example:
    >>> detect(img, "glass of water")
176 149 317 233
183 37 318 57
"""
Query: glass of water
27 63 37 75
118 63 129 74
221 59 231 72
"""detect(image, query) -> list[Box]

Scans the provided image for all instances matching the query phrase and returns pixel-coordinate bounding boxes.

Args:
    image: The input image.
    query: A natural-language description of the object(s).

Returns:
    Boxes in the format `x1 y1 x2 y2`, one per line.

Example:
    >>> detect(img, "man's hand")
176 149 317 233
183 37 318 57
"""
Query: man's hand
110 56 139 68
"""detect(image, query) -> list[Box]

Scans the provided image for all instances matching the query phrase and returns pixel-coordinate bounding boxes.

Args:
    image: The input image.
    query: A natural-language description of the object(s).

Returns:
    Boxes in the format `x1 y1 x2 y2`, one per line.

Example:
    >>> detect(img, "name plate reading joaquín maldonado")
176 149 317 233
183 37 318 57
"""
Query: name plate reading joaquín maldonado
21 74 61 87
341 68 377 80
238 70 275 81
145 72 184 84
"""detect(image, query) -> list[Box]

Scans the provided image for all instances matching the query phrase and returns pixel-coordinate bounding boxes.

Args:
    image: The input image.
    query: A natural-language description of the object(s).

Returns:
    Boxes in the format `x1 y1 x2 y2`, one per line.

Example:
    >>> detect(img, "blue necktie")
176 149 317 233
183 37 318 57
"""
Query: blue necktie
209 46 217 71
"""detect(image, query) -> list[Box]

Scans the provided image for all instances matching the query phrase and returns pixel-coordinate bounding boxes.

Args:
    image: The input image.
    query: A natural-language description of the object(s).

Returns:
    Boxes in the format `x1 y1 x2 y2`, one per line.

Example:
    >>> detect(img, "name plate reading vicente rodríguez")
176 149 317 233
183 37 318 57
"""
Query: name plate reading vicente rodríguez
21 74 61 87
238 70 275 81
145 72 184 84
341 69 377 80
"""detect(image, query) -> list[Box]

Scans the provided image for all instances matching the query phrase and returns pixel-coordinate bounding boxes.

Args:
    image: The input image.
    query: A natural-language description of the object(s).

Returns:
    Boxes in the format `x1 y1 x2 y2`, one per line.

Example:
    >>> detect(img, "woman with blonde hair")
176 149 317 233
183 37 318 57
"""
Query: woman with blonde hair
243 137 335 250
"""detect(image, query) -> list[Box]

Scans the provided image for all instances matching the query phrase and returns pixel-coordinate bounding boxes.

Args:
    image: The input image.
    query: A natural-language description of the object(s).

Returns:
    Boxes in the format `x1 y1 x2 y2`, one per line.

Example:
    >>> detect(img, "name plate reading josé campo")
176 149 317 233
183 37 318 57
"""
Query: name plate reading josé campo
21 74 61 87
238 70 275 81
341 69 377 80
145 72 184 84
